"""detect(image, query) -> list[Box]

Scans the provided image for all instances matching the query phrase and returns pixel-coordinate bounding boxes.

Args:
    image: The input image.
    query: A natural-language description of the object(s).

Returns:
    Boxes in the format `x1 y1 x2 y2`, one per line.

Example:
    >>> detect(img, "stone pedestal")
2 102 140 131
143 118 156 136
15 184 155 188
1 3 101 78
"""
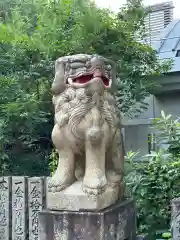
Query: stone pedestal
171 197 180 240
39 199 136 240
47 181 124 211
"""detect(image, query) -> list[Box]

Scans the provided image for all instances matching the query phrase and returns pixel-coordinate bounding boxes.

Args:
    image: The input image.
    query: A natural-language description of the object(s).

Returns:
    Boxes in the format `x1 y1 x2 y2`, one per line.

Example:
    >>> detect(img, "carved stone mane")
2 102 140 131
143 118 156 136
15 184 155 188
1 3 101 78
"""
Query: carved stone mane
53 87 119 141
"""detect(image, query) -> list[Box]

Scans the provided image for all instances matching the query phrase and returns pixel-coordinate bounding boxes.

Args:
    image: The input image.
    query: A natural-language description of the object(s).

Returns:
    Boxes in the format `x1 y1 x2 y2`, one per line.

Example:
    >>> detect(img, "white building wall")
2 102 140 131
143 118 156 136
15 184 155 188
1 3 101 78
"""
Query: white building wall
143 1 174 45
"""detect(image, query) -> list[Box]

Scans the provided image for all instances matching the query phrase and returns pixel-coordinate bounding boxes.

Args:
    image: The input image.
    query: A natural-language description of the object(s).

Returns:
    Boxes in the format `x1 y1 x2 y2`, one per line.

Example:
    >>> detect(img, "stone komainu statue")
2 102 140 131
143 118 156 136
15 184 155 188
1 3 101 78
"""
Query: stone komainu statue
48 54 124 195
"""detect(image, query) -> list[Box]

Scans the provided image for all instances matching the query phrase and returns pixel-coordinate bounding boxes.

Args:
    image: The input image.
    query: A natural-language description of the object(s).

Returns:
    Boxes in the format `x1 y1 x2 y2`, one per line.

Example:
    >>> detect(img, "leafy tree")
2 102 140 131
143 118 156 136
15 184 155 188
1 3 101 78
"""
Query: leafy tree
0 0 170 175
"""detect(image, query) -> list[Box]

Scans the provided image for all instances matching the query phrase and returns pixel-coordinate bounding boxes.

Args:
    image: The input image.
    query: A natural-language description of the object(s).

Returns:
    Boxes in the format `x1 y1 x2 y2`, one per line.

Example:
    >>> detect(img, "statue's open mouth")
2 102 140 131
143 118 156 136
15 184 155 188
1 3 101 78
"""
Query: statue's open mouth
67 73 110 87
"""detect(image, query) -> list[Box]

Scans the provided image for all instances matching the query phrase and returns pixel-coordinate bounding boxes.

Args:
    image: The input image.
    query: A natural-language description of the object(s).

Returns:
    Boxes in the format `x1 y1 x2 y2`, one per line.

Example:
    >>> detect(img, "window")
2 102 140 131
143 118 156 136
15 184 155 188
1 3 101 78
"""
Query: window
148 133 156 153
176 50 180 57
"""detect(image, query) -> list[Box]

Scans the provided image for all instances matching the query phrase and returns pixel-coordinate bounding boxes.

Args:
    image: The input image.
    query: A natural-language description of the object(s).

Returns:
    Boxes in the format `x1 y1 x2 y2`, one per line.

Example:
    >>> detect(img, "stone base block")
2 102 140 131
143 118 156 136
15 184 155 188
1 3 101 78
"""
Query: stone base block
171 197 180 240
47 180 123 211
39 199 136 240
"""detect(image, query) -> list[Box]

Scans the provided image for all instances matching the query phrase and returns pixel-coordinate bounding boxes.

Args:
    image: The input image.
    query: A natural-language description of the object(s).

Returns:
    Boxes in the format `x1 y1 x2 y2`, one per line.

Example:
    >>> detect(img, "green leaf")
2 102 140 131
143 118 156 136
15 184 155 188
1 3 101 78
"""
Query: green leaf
161 110 166 119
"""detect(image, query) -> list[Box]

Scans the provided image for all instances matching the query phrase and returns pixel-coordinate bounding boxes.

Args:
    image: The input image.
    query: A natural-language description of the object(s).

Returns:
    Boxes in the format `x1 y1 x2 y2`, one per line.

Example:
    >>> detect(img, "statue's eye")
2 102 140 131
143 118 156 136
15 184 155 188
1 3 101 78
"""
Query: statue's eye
106 65 112 71
85 61 91 69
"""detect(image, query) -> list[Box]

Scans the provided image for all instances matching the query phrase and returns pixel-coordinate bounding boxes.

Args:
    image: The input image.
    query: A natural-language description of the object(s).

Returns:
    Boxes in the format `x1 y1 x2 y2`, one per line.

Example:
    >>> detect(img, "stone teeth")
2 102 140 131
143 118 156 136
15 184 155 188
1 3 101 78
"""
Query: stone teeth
67 78 73 84
109 79 112 87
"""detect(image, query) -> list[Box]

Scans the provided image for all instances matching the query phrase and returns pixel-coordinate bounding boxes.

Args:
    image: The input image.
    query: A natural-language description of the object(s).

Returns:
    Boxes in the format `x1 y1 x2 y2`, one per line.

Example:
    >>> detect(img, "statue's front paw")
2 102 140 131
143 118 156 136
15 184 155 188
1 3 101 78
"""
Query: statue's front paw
82 185 105 195
82 176 107 195
48 174 75 192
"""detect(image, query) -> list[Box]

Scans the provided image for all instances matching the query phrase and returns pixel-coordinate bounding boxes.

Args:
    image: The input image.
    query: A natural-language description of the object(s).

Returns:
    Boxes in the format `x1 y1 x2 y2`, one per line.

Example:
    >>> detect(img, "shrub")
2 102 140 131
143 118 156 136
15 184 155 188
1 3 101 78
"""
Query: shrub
125 111 180 238
153 110 180 158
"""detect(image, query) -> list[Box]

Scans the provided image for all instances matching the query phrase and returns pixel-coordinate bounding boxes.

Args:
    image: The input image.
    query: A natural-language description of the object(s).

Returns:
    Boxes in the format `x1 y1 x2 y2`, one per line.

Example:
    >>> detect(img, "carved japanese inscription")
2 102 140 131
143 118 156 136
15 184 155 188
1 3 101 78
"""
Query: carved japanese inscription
0 177 11 240
12 177 27 240
28 177 44 240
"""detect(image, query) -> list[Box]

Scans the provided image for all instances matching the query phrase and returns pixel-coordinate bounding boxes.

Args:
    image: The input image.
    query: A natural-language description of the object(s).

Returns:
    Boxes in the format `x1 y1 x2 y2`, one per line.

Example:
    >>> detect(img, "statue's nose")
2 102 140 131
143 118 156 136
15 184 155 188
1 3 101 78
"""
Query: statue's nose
93 69 103 78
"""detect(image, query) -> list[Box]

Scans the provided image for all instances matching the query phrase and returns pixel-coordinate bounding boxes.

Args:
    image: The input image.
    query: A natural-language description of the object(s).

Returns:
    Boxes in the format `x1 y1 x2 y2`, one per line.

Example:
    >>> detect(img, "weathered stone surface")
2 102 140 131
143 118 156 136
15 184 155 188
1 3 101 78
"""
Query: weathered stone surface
47 180 123 211
12 176 27 240
70 62 86 69
171 197 180 240
28 177 45 240
49 54 125 208
0 177 11 240
39 199 136 240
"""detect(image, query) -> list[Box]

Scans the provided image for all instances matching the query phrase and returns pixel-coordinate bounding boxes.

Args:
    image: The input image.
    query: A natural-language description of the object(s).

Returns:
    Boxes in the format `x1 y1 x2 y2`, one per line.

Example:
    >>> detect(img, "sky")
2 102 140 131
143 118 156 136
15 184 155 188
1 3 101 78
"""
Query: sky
95 0 180 19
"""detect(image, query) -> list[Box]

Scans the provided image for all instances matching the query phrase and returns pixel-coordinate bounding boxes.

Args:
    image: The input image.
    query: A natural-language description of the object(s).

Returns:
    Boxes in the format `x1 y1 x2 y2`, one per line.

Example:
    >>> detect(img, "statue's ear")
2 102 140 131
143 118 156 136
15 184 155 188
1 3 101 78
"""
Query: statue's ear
51 59 66 95
106 59 116 91
110 60 116 85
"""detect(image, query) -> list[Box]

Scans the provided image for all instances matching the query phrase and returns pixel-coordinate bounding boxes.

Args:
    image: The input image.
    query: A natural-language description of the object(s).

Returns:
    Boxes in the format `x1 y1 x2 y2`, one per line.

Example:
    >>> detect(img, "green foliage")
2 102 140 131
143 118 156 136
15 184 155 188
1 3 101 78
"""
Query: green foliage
0 0 170 175
153 110 180 157
125 111 180 238
155 230 172 240
126 151 180 237
161 231 171 239
49 149 58 176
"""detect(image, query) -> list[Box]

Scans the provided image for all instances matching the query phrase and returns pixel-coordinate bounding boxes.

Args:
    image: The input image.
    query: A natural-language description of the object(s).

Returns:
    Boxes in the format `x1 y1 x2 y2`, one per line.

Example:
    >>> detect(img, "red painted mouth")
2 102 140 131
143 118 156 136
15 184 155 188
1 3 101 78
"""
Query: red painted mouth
71 74 110 86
